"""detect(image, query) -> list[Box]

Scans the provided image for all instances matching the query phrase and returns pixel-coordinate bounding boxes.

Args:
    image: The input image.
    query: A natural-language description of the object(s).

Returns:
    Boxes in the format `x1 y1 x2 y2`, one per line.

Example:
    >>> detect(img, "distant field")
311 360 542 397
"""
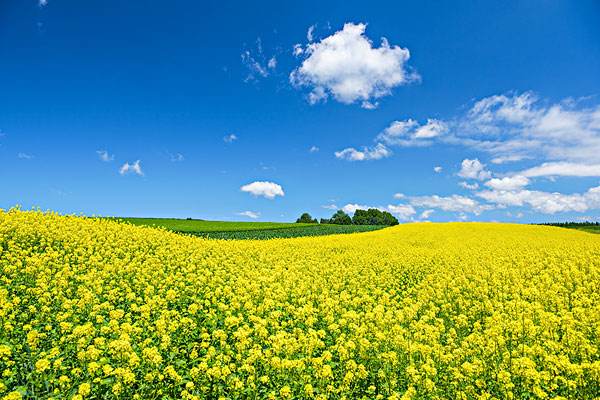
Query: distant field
190 224 385 239
116 218 309 232
116 217 385 239
540 223 600 234
573 226 600 234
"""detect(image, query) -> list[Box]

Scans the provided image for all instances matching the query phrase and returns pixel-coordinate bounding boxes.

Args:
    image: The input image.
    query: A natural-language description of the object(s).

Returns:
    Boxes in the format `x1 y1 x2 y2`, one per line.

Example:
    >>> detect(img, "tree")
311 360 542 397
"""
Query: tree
329 210 352 225
296 212 317 223
352 208 398 226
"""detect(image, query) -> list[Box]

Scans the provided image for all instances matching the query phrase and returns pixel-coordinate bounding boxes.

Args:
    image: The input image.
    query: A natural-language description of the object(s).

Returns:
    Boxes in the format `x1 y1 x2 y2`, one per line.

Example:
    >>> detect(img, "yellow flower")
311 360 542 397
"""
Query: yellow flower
279 386 292 398
78 383 91 397
2 392 22 400
35 358 50 373
1 209 599 399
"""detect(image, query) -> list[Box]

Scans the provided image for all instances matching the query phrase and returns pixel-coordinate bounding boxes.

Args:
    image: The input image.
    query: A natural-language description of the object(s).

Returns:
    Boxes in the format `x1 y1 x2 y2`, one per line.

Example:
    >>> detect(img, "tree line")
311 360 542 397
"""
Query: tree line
296 209 398 226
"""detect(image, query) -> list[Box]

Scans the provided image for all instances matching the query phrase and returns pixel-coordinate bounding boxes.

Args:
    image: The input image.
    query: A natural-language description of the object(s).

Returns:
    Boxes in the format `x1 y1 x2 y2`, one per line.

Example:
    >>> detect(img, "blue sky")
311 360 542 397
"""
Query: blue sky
1 1 600 222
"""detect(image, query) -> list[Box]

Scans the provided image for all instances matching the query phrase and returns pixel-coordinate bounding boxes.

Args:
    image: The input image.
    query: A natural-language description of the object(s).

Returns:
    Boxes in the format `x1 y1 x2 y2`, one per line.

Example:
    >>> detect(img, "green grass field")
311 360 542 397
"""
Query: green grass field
117 217 308 232
573 226 600 234
116 217 385 239
540 222 600 234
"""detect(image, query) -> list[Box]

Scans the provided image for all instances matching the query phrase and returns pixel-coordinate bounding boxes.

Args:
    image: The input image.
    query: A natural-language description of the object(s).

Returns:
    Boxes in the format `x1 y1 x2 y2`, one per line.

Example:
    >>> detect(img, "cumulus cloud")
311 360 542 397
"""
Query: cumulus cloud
519 162 600 177
39 0 47 6
484 175 530 191
119 160 144 176
237 211 260 219
339 204 367 214
420 209 434 219
223 134 238 143
309 145 320 153
477 186 600 214
290 23 417 107
334 91 600 174
341 203 416 220
293 44 304 57
409 194 493 215
458 159 492 181
240 181 284 199
96 150 114 162
434 166 443 173
334 143 391 161
457 93 600 163
386 204 416 220
459 181 479 190
377 119 447 146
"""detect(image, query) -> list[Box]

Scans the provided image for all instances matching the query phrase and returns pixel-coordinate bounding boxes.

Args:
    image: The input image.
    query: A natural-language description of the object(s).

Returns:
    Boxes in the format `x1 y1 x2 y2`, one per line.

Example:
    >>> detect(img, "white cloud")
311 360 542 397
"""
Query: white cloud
241 50 268 79
409 194 493 215
393 193 405 199
308 86 327 104
413 119 448 139
293 44 304 57
386 204 416 220
490 154 529 164
477 186 600 214
333 92 600 170
420 209 434 219
459 181 479 190
240 181 284 199
334 143 391 161
119 160 144 176
224 134 238 143
237 211 260 219
96 150 114 162
307 25 315 42
458 93 600 163
17 152 34 160
241 38 276 81
520 162 600 177
309 145 320 153
361 101 379 110
458 158 492 181
434 166 443 173
377 119 446 147
341 203 371 214
290 22 417 106
484 175 530 191
39 0 47 6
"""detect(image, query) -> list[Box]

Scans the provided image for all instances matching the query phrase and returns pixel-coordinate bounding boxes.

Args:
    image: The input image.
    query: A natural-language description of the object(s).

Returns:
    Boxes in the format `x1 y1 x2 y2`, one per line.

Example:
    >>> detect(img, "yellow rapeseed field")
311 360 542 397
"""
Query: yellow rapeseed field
0 209 599 399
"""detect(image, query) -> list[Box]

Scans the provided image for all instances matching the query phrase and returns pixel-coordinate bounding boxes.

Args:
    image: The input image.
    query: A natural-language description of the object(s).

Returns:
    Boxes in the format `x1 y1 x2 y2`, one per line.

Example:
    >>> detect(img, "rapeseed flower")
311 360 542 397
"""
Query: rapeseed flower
0 209 598 398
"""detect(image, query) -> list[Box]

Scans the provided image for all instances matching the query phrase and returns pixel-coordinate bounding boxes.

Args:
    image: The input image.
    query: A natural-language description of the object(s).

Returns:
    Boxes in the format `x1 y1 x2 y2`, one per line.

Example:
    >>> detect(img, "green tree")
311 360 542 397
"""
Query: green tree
329 210 352 225
296 213 317 223
352 208 398 226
